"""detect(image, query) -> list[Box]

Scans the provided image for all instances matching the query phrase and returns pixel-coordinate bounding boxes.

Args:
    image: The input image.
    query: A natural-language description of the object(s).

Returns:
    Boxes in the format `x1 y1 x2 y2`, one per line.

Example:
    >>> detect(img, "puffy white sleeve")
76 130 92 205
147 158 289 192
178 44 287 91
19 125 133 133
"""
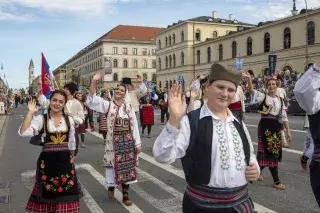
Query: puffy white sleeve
293 68 320 115
68 117 76 151
86 93 110 113
251 90 265 105
38 94 49 109
132 109 142 148
18 115 43 137
153 115 191 164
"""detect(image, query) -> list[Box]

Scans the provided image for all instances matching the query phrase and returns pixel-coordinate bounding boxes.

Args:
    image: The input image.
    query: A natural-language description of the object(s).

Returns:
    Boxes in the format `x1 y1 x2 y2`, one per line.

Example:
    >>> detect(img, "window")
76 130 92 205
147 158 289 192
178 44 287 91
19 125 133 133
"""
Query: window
173 33 176 44
283 27 291 49
173 54 176 67
152 74 157 83
143 73 147 81
142 60 147 68
247 37 253 56
213 31 218 38
152 60 156 68
113 73 118 81
166 80 169 88
307 21 315 45
165 56 168 68
133 59 138 68
158 58 161 70
264 33 270 53
169 35 172 45
158 40 161 49
232 41 237 58
123 59 128 68
152 49 156 55
132 48 137 55
219 44 223 61
195 30 201 41
181 52 185 65
165 37 168 46
169 80 172 88
169 55 172 68
181 30 184 42
196 50 200 64
159 81 162 88
142 48 147 56
112 47 118 54
113 59 118 68
207 47 211 63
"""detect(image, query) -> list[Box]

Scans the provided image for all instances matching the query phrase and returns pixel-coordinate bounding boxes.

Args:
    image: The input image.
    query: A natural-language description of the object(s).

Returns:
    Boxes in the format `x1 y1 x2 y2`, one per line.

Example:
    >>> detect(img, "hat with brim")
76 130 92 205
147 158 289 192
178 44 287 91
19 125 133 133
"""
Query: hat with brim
208 63 241 86
122 77 132 85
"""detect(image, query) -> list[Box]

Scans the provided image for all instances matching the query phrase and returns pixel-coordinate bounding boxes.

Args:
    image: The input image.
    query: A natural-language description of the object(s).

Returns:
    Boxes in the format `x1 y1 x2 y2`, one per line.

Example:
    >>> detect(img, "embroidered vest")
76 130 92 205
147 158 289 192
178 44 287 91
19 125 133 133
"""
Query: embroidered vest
40 114 70 144
308 110 320 161
258 95 283 117
181 109 251 185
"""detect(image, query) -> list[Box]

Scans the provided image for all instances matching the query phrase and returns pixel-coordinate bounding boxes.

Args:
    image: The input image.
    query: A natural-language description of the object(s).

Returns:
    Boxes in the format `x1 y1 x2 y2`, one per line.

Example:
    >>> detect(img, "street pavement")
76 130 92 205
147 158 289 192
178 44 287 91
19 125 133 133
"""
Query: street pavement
0 105 319 213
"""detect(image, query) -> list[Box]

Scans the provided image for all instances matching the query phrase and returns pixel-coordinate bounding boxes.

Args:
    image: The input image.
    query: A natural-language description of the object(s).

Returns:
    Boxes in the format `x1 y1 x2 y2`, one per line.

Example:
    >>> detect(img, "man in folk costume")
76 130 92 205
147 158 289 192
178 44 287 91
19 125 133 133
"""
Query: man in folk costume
229 85 245 121
153 63 260 213
294 64 320 207
38 82 85 156
158 87 170 124
86 72 142 206
140 88 158 138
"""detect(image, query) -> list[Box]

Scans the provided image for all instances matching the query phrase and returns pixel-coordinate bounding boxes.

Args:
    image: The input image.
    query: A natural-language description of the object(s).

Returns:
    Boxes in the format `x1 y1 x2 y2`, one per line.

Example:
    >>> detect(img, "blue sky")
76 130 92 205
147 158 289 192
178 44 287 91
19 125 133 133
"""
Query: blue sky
0 0 318 89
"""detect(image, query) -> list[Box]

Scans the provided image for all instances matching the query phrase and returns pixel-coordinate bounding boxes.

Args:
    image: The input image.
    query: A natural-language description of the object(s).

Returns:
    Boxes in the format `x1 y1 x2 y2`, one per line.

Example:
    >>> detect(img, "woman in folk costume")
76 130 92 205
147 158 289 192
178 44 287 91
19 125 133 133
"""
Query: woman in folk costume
74 91 88 148
153 63 260 213
188 74 208 112
98 89 111 145
140 88 158 138
86 72 142 206
242 71 292 190
19 90 82 213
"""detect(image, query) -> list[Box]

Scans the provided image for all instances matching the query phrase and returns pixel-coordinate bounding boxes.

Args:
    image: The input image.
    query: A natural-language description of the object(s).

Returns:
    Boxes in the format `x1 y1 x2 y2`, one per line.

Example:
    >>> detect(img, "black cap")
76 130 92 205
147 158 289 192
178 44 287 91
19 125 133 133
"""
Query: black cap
122 77 132 85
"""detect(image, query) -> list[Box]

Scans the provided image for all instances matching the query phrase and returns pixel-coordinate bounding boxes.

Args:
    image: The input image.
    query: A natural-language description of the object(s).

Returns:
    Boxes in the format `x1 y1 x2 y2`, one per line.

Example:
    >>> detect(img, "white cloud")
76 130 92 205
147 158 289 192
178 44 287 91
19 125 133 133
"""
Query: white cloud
0 11 34 21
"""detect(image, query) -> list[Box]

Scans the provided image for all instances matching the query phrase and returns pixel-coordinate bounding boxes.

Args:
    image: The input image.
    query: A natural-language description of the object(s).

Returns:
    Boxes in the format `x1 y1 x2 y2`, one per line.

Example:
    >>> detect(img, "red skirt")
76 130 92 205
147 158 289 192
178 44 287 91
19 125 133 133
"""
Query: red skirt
141 105 154 125
77 123 86 134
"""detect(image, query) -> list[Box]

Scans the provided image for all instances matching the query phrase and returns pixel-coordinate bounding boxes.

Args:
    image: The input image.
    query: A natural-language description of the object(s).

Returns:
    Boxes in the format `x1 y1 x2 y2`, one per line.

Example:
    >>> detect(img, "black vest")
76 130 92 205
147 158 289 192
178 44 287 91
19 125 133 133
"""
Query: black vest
308 110 320 161
40 114 70 144
181 109 251 185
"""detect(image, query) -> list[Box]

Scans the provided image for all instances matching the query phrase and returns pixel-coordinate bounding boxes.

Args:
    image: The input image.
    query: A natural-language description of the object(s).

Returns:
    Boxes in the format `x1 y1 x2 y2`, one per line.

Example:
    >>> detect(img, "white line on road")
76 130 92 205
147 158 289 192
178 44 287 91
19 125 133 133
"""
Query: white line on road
246 124 306 133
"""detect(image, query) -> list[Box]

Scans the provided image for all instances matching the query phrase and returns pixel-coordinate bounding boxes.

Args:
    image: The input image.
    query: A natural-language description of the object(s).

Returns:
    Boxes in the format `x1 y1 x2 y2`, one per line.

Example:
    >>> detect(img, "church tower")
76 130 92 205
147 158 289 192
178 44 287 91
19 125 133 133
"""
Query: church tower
29 59 35 87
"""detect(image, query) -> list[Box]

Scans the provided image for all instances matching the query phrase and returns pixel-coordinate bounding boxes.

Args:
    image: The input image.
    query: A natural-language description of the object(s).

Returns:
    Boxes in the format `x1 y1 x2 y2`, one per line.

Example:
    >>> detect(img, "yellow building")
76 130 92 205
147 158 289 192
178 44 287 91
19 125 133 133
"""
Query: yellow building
64 25 165 90
156 8 320 88
52 65 66 89
30 75 40 95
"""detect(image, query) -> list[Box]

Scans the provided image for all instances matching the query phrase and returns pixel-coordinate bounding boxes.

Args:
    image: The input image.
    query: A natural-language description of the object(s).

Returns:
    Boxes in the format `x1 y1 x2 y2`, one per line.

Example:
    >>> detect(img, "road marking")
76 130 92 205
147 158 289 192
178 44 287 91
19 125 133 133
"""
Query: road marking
246 124 306 133
251 142 303 155
89 132 277 213
77 164 143 213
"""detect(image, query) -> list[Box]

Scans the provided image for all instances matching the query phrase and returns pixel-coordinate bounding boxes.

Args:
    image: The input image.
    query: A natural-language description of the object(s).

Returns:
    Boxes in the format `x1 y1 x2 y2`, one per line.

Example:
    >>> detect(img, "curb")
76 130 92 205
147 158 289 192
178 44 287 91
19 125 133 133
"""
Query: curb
0 115 8 136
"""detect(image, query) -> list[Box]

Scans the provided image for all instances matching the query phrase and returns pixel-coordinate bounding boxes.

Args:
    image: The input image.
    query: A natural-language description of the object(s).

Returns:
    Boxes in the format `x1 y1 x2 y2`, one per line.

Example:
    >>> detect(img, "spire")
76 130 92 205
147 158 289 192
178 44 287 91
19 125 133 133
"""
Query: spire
291 0 298 15
29 59 34 69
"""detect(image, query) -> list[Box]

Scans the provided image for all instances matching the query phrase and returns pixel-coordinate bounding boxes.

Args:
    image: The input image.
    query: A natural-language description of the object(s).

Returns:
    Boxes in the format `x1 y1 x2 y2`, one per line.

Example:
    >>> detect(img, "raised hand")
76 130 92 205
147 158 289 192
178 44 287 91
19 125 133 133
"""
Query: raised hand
93 72 102 81
190 88 197 99
28 99 38 114
241 70 251 79
168 84 186 127
199 73 207 80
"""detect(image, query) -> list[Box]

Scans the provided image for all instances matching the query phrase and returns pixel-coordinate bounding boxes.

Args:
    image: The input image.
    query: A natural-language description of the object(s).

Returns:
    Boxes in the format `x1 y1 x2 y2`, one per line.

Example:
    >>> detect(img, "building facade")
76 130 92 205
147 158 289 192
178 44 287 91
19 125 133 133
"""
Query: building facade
65 25 165 90
30 75 40 95
53 65 66 89
156 8 320 89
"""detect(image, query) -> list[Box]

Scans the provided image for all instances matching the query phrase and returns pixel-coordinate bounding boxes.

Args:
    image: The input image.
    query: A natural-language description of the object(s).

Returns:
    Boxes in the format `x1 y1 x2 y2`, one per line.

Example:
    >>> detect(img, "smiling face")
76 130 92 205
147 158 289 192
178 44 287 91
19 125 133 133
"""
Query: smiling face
206 80 236 110
267 79 277 95
75 92 83 101
114 85 126 101
49 93 66 113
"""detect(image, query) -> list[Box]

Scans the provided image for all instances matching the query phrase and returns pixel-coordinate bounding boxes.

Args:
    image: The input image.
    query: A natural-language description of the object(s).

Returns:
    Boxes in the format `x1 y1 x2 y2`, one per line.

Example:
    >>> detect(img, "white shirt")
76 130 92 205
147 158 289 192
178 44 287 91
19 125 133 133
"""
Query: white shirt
86 93 141 148
276 88 286 99
231 86 246 113
293 68 320 115
18 115 76 150
153 102 259 188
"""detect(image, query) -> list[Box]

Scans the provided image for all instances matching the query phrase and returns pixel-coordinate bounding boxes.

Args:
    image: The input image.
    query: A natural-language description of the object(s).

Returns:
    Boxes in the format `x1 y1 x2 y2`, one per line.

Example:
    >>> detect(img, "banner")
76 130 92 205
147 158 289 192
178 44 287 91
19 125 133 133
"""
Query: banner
268 54 277 75
235 58 244 70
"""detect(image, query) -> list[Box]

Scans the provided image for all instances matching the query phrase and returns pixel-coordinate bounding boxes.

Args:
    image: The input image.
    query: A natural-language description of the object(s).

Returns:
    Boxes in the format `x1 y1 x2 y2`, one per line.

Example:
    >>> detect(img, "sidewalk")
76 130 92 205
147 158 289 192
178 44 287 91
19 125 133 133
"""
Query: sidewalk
0 115 7 136
0 114 9 204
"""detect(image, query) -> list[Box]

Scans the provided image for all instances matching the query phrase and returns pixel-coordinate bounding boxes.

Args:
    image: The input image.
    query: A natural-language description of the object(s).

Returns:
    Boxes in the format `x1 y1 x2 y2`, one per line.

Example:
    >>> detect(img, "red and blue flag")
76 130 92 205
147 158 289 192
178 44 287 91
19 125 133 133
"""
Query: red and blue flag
41 53 53 99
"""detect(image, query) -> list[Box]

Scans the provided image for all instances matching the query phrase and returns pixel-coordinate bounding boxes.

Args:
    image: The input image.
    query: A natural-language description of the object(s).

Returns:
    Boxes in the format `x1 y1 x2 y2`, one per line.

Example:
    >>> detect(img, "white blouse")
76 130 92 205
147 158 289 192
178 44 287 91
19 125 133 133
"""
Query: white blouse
231 85 246 113
18 115 76 150
251 90 288 122
153 102 260 188
86 93 141 148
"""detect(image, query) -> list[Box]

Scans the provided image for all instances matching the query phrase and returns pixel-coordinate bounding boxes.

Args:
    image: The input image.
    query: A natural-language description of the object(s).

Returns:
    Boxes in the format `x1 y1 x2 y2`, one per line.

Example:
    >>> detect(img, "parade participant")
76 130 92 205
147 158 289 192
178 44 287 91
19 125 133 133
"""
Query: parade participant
243 71 292 190
38 82 85 156
300 115 314 171
229 85 245 121
188 74 208 112
153 63 260 213
19 90 82 213
74 91 87 148
293 64 320 207
123 76 147 113
140 88 158 138
98 89 111 145
86 72 142 206
158 87 169 124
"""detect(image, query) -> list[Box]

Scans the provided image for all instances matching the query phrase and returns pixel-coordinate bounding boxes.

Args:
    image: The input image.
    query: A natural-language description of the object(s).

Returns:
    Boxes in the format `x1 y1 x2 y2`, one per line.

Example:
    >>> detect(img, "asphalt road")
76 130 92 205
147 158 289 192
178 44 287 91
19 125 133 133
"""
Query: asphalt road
0 105 318 213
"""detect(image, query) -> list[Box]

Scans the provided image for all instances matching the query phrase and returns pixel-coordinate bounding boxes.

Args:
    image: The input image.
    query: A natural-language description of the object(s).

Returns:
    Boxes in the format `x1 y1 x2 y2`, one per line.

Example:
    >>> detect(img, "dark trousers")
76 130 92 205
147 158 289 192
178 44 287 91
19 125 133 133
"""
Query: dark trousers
182 193 238 213
260 166 280 183
160 106 169 123
310 160 320 207
142 125 152 135
75 127 80 156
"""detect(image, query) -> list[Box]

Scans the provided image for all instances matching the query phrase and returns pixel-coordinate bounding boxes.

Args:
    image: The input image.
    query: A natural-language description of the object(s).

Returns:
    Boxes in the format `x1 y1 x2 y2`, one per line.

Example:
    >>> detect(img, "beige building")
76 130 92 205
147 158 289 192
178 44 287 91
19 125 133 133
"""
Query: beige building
65 25 165 89
53 65 66 89
156 8 320 89
30 75 40 95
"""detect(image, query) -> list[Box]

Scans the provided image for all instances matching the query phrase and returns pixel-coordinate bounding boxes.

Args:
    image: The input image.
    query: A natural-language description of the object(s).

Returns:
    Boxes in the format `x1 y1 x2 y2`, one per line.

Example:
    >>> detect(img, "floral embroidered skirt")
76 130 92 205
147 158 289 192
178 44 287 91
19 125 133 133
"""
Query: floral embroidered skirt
26 145 82 213
98 113 108 134
257 115 283 168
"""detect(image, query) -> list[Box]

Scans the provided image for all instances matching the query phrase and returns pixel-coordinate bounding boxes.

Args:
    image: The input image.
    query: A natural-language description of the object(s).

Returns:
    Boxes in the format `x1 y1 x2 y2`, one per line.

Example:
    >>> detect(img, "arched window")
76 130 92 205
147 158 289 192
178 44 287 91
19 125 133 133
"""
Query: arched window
165 56 168 68
247 37 252 56
142 60 147 68
196 50 200 64
181 30 184 42
173 54 176 67
165 37 168 46
232 41 237 58
169 55 172 68
133 59 138 68
219 44 223 61
169 35 172 46
158 39 161 49
159 81 162 88
173 33 176 44
195 29 201 41
113 73 118 81
264 33 270 53
213 31 218 38
143 73 147 81
181 52 185 65
113 59 118 68
158 58 161 70
152 73 157 83
152 60 156 68
123 59 128 68
166 80 169 88
169 80 173 88
307 21 315 45
207 47 211 63
283 27 291 49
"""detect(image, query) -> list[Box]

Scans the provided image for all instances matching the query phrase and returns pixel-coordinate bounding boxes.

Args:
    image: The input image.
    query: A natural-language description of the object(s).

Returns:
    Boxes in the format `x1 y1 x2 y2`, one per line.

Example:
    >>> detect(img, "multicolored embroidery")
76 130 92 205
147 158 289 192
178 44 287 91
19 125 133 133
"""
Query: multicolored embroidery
264 129 281 155
39 160 75 193
229 123 243 171
215 121 229 170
